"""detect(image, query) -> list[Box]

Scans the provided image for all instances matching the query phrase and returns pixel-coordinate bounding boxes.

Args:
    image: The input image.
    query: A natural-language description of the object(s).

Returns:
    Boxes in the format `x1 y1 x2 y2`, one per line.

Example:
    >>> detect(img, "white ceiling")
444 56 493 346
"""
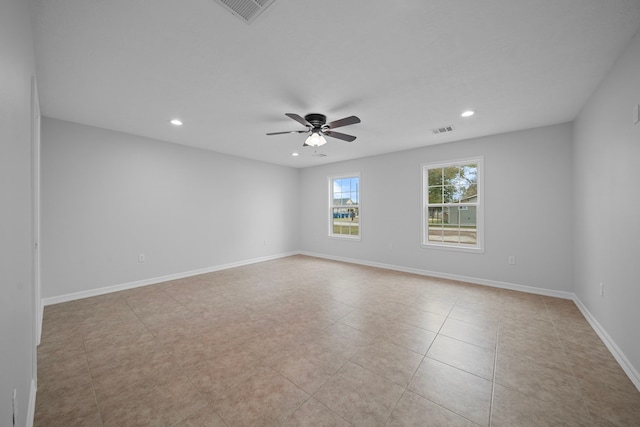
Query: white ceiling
30 0 640 168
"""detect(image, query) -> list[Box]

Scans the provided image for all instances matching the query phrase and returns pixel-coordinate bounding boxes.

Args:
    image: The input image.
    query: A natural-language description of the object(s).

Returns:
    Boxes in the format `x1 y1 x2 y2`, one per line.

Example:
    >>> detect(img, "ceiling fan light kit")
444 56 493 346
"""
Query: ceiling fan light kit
305 131 327 147
267 112 361 148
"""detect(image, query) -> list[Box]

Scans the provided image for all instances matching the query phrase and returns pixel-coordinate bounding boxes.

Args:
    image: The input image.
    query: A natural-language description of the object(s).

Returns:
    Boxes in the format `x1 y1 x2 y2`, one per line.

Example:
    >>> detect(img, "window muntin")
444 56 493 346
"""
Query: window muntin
422 158 483 252
330 174 360 239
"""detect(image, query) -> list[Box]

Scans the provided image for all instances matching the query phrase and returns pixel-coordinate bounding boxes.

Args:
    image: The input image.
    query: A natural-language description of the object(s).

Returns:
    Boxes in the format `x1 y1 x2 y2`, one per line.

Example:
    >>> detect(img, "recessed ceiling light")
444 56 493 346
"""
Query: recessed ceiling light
170 119 183 126
291 152 299 157
461 110 475 118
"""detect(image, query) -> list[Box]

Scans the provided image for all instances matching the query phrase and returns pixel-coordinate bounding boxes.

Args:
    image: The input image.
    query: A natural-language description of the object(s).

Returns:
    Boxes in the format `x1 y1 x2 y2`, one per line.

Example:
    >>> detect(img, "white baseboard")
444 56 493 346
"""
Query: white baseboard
298 251 574 300
42 252 297 306
573 297 640 391
27 378 36 427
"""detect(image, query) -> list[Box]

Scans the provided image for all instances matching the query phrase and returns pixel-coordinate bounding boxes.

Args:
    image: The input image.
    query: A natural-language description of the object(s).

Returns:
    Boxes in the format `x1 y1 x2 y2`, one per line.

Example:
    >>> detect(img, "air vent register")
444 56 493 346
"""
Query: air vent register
213 0 275 24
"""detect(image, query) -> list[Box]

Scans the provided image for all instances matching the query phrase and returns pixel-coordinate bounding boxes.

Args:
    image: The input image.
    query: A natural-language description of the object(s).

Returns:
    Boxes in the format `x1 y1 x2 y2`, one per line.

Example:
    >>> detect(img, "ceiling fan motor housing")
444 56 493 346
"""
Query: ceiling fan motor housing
305 113 327 128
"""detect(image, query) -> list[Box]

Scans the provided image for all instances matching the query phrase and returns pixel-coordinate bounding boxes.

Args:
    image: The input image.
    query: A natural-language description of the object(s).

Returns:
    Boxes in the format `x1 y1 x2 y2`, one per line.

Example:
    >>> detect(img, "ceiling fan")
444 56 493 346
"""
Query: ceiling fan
266 113 361 147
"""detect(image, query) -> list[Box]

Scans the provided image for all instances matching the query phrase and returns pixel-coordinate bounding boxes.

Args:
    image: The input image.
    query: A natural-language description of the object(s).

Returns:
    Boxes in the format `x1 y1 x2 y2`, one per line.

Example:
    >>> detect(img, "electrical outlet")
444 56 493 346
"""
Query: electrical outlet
508 256 516 265
138 254 145 263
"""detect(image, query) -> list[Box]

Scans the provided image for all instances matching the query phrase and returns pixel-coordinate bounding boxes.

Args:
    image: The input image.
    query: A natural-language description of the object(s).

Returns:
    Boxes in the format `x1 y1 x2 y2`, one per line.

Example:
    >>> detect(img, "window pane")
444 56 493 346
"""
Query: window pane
443 185 457 203
342 178 350 193
460 227 477 245
457 163 477 201
459 206 477 245
458 205 476 226
462 183 477 200
461 164 477 183
428 225 443 242
443 207 459 225
442 166 459 186
428 168 443 186
428 207 442 224
428 187 443 204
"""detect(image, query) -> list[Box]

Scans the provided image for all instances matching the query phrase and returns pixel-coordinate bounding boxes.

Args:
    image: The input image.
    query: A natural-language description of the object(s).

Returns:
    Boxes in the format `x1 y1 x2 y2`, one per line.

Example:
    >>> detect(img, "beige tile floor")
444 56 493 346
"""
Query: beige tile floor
35 255 640 426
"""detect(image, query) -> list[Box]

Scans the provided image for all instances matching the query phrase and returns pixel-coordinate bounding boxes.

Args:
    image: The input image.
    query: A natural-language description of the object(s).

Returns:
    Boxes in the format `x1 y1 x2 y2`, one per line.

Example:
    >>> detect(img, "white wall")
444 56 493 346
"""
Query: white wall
574 29 640 380
0 0 37 425
41 118 299 299
299 123 574 295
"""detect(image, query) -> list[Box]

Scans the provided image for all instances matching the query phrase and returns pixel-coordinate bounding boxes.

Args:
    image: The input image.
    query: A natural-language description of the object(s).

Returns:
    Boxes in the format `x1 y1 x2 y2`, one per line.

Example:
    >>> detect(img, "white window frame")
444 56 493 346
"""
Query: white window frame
421 157 484 253
328 173 361 240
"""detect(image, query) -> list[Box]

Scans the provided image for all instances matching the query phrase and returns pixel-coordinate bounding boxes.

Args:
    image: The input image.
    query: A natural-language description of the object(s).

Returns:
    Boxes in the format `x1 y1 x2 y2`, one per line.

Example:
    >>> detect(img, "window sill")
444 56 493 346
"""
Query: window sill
329 235 361 241
421 243 484 254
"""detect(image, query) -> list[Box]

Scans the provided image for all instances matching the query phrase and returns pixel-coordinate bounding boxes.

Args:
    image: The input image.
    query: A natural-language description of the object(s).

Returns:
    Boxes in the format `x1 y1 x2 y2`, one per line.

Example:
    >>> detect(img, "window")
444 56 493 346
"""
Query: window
422 157 483 252
330 174 360 239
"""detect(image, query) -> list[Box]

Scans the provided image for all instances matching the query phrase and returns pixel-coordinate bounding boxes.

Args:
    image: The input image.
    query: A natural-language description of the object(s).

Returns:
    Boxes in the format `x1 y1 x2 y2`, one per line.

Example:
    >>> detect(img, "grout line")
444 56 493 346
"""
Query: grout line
77 314 106 427
382 388 407 426
488 321 500 427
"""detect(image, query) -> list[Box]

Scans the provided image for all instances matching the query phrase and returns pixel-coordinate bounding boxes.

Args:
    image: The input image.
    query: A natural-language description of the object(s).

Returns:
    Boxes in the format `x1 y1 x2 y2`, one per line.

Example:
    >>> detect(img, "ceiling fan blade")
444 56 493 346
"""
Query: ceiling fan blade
266 130 308 136
325 115 361 129
285 113 312 127
323 130 357 142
